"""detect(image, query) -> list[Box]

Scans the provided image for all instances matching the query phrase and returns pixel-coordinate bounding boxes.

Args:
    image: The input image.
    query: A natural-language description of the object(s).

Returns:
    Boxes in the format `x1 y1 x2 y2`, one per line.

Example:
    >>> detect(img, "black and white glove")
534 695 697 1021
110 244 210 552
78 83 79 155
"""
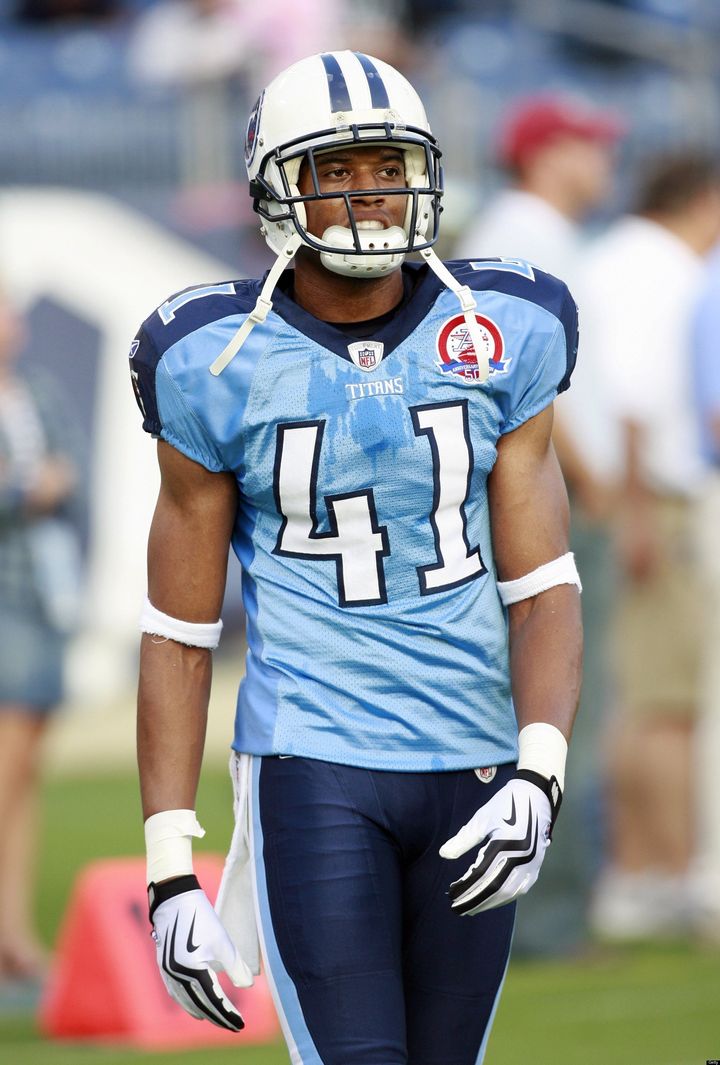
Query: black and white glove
439 769 562 916
149 874 253 1031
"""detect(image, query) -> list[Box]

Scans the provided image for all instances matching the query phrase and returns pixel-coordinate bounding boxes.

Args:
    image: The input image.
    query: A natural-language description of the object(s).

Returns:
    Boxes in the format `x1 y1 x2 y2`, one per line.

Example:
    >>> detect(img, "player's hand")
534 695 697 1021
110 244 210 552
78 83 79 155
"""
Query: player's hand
149 875 253 1031
439 772 561 916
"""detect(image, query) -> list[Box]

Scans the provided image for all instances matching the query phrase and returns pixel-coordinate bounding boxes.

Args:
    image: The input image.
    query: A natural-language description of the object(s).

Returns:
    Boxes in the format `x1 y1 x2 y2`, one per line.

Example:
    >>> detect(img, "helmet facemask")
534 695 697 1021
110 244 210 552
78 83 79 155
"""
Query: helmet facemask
250 126 443 277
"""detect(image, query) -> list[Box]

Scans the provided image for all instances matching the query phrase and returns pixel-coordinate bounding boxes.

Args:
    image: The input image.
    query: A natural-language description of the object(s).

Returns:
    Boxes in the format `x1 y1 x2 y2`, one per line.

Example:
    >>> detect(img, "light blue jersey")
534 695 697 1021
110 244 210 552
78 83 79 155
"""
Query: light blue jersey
131 259 578 771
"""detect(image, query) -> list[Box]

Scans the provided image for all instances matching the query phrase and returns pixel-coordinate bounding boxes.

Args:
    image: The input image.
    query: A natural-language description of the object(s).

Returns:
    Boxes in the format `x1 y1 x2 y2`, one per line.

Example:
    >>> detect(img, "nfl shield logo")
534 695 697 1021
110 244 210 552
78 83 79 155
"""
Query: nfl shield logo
348 341 384 372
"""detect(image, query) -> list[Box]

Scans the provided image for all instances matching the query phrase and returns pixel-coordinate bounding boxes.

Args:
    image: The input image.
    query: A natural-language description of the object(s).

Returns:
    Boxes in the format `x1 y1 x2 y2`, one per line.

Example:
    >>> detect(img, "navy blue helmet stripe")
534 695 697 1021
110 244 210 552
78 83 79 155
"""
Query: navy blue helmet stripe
320 53 352 113
353 52 390 109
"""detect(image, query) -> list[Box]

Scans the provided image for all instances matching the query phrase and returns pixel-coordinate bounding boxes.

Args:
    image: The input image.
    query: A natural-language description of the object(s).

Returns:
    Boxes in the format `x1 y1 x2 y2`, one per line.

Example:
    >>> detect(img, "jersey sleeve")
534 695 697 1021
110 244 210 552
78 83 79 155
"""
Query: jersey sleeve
129 323 228 472
496 282 578 435
129 325 163 436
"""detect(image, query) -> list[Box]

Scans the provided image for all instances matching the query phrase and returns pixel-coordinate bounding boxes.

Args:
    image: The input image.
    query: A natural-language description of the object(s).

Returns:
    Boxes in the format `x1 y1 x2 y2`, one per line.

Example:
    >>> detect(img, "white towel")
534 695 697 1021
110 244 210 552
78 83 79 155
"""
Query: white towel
215 752 261 977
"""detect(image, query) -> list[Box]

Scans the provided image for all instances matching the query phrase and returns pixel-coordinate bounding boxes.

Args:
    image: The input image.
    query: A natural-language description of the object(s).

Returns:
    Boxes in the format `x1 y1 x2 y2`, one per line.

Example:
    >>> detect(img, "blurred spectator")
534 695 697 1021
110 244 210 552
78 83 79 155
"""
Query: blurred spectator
690 244 720 939
0 291 84 983
454 95 623 956
128 0 351 191
454 97 623 517
128 0 350 92
455 95 622 277
128 0 410 93
584 153 720 939
453 93 624 537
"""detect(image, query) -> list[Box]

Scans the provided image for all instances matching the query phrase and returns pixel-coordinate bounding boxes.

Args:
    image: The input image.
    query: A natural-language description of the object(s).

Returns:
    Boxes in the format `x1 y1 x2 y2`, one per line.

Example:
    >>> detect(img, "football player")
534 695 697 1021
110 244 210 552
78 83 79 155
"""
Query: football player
131 51 582 1063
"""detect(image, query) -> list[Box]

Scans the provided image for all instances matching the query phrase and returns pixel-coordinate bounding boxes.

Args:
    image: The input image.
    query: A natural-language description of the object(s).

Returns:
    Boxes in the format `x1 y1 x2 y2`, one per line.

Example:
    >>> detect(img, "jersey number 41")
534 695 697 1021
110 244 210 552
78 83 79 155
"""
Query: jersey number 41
273 399 487 607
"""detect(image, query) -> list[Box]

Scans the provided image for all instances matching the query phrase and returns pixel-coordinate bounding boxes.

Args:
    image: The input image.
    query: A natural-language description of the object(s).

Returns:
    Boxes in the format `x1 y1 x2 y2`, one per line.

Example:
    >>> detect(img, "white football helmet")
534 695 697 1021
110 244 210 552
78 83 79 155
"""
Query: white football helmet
244 50 443 278
210 52 487 379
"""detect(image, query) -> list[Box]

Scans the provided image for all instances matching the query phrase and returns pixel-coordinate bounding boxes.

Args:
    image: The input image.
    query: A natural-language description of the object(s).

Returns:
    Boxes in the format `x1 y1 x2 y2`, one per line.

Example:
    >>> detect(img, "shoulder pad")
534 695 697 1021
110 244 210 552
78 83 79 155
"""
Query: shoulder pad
142 278 262 357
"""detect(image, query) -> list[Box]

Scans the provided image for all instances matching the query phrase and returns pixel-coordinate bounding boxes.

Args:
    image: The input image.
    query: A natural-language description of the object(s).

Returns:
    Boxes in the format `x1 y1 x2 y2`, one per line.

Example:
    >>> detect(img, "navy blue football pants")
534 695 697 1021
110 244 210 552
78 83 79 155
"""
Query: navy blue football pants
249 756 516 1064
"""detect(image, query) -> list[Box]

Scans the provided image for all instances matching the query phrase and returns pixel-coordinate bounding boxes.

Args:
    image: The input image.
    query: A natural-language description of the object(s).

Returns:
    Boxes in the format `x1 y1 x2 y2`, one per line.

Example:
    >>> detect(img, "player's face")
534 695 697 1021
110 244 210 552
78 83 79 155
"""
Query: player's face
298 145 408 239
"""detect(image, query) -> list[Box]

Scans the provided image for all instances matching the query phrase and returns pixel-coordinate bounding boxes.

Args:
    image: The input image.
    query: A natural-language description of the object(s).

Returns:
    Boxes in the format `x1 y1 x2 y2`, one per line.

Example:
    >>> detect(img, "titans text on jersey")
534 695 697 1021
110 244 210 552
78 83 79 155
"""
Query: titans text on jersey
131 258 578 773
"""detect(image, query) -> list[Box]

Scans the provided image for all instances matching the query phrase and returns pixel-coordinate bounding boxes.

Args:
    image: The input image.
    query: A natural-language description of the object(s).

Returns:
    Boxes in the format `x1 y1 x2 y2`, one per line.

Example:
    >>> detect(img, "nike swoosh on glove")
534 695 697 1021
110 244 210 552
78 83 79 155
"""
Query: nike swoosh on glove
439 770 562 916
149 874 254 1031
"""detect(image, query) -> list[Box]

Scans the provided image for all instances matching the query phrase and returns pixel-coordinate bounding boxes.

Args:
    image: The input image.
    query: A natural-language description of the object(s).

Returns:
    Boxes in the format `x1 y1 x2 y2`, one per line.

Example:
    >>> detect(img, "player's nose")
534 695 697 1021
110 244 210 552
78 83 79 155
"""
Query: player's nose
348 166 385 199
350 192 385 207
349 184 385 205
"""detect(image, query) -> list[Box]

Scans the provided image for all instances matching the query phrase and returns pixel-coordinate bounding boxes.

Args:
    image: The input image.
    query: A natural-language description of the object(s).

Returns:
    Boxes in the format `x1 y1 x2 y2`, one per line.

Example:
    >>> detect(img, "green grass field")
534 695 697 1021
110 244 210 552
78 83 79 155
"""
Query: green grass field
1 769 718 1065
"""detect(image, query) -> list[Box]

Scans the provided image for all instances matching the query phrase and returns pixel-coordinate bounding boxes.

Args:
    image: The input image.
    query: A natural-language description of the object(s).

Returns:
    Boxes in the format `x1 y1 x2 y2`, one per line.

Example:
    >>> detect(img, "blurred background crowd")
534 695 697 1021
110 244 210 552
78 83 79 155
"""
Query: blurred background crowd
2 0 720 998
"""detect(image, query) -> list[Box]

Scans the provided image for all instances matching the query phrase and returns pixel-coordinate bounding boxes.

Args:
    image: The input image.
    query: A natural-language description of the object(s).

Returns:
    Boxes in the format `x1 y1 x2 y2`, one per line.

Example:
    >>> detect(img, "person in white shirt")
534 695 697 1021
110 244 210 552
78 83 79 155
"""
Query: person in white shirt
455 95 622 955
583 153 720 939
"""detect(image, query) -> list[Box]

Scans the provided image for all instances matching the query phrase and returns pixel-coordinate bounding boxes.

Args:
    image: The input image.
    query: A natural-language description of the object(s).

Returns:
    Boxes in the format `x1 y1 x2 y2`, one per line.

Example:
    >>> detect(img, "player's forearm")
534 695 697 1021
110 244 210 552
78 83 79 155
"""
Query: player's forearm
137 634 212 820
507 584 583 742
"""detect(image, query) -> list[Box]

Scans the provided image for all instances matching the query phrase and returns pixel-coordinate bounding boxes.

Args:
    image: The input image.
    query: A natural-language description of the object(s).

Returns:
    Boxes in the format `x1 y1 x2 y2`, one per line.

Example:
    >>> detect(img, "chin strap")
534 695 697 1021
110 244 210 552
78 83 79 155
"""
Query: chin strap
210 232 303 377
419 247 489 382
210 235 489 383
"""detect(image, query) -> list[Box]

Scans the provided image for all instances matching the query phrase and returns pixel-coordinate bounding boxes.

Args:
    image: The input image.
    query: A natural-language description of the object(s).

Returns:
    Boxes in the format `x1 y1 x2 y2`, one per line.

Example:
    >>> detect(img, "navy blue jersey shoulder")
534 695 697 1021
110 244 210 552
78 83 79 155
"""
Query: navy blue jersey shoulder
446 258 579 394
129 277 262 436
143 278 262 353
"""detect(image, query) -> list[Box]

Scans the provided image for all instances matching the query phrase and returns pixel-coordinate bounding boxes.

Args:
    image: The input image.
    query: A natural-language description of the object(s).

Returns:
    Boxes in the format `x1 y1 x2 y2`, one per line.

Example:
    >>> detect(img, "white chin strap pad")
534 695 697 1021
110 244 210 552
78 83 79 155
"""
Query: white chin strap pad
319 224 407 277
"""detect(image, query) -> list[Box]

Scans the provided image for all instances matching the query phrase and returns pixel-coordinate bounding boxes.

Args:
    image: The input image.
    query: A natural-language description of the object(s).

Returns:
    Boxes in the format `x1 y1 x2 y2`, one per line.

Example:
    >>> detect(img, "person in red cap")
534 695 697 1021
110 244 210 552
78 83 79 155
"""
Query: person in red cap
456 95 622 278
455 96 623 958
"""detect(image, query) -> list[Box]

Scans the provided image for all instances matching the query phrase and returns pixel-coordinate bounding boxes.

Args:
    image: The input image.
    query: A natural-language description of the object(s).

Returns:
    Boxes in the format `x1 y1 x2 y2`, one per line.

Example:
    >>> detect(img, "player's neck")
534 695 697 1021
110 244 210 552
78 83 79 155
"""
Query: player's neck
292 251 405 323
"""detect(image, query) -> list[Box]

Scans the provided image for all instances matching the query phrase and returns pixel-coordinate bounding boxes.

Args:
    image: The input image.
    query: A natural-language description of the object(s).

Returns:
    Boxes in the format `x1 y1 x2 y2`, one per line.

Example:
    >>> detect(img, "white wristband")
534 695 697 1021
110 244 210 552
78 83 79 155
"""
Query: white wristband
497 552 581 606
140 597 223 649
517 723 568 792
144 808 205 886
